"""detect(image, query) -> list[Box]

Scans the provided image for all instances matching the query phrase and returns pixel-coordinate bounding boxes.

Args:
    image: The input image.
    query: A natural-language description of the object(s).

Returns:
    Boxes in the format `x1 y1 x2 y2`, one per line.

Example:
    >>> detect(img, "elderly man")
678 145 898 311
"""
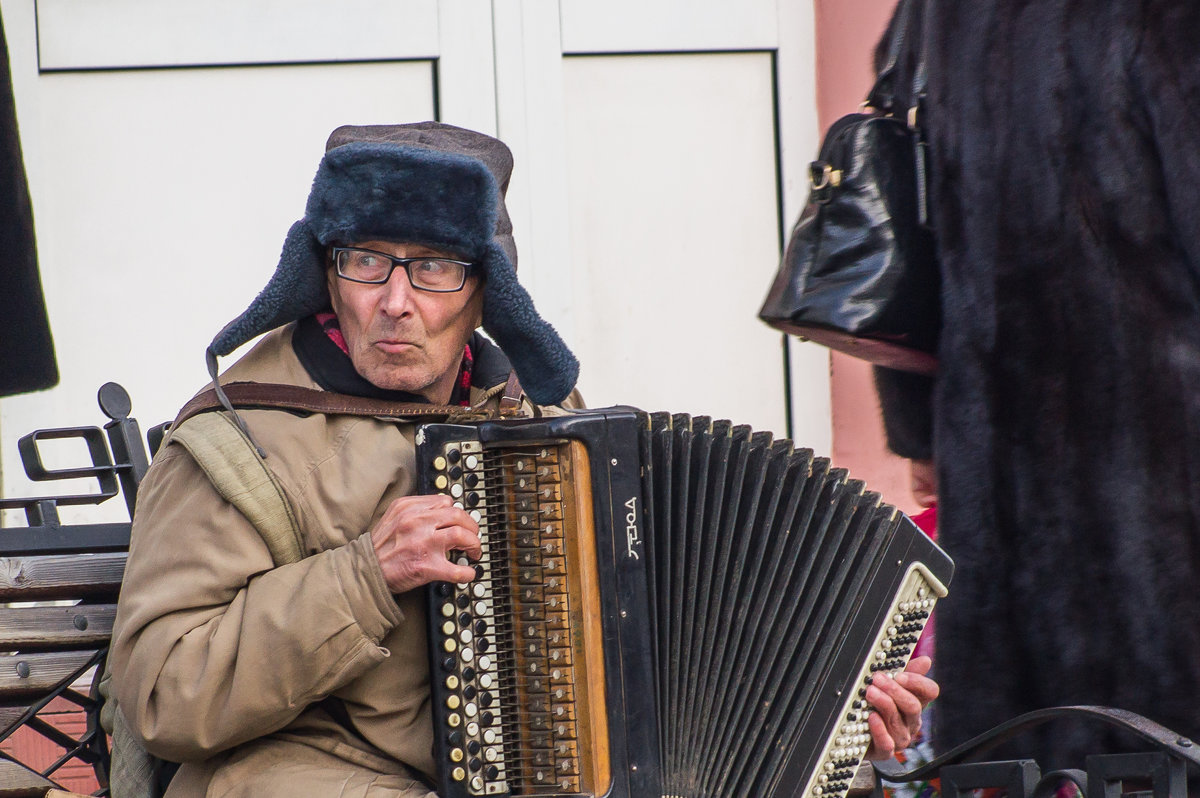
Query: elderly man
110 122 935 797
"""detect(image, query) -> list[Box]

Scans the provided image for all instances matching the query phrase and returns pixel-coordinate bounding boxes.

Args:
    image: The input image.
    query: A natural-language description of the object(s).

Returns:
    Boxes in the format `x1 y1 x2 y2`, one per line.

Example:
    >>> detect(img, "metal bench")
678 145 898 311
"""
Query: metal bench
0 383 150 797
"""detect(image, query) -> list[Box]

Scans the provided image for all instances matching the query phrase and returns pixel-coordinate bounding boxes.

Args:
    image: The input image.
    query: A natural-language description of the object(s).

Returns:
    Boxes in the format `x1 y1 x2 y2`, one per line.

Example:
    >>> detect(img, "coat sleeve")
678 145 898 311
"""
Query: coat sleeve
873 366 935 461
109 445 405 763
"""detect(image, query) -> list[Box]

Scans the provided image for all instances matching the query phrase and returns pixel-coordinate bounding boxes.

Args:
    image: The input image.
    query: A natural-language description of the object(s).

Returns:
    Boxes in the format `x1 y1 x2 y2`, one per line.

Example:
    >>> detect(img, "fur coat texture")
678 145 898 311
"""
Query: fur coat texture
874 0 1200 769
0 14 55 396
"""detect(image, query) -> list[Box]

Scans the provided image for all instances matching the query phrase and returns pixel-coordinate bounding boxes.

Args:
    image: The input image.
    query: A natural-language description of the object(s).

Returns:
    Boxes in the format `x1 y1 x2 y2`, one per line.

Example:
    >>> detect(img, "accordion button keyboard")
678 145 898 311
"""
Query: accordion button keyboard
428 439 510 796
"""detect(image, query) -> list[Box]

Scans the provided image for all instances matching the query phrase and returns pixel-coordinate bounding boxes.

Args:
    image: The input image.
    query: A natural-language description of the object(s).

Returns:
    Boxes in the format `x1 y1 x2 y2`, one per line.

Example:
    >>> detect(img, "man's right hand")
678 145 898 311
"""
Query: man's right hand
369 494 481 593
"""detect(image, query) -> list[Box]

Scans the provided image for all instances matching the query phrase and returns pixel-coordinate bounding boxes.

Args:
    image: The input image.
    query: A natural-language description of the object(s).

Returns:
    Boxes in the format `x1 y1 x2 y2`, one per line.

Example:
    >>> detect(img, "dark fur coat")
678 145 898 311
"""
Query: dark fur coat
0 14 55 396
875 0 1200 769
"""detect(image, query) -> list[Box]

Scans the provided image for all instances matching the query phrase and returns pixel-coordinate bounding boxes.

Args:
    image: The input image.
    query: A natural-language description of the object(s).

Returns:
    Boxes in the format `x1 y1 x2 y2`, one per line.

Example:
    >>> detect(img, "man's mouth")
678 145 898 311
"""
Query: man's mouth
374 339 418 354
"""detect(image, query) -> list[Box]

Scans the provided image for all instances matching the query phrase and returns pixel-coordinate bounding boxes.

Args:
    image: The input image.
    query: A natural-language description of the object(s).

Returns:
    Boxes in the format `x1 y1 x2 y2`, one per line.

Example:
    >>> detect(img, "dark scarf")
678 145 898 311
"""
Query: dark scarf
292 313 474 406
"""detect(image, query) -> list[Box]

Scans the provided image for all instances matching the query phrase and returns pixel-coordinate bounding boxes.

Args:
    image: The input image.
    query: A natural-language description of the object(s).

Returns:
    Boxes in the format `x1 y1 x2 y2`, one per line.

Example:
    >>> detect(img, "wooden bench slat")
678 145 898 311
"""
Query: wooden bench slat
0 554 125 601
0 758 56 795
0 704 33 735
0 651 101 698
0 605 116 650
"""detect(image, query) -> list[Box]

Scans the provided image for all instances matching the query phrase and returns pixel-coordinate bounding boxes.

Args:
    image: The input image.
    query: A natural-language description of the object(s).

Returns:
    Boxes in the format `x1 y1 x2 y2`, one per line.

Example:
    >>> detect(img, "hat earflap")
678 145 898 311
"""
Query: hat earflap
210 219 329 357
480 242 579 406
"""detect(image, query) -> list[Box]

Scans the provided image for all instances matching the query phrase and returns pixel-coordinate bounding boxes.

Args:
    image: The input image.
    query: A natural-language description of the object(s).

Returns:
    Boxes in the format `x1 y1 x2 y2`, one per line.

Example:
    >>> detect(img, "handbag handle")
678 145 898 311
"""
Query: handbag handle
866 0 935 228
866 0 929 118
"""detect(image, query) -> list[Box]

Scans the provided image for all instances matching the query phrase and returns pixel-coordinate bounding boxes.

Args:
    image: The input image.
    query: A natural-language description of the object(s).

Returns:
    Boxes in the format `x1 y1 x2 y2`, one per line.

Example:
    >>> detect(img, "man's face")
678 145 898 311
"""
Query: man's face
326 240 483 403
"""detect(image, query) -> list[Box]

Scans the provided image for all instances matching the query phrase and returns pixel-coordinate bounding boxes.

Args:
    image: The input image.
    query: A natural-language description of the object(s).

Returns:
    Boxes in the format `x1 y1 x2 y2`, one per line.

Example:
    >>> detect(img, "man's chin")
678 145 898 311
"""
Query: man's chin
356 362 435 397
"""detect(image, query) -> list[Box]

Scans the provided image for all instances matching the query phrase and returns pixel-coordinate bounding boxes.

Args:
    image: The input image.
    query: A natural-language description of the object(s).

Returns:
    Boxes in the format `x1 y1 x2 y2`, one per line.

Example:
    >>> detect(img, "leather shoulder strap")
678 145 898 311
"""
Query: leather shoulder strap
169 410 305 566
173 382 484 430
499 370 524 416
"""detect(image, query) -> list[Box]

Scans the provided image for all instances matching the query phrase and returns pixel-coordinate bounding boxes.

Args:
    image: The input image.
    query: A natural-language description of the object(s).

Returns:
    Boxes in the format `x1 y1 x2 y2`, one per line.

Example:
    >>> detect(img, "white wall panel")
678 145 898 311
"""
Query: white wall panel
436 0 498 135
491 0 575 344
37 0 439 69
560 0 778 53
562 52 785 433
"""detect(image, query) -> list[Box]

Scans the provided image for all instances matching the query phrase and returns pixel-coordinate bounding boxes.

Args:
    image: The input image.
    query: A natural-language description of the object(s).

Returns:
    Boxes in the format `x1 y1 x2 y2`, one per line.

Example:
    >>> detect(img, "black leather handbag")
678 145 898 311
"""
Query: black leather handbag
759 0 939 375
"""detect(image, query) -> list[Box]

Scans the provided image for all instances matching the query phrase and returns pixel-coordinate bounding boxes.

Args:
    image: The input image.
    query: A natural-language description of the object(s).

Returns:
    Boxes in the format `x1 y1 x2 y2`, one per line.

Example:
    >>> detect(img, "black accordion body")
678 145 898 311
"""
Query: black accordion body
417 408 952 798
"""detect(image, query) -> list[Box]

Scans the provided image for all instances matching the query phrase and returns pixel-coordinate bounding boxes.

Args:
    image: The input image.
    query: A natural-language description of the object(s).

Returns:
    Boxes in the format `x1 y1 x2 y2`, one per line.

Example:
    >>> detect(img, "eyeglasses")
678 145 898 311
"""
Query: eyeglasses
331 247 478 292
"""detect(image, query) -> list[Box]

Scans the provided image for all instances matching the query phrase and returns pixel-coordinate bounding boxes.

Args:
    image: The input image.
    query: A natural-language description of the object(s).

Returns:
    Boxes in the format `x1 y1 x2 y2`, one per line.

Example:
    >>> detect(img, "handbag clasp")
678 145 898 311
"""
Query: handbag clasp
809 162 843 199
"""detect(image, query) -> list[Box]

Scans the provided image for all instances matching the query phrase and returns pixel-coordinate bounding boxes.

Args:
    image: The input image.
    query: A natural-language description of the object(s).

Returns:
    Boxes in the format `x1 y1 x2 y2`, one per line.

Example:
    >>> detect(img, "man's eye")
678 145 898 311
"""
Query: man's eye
413 259 447 275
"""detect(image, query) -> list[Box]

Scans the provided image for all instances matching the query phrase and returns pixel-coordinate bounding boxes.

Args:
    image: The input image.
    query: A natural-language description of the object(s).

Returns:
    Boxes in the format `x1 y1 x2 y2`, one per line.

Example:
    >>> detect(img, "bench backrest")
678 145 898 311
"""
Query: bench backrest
0 382 152 796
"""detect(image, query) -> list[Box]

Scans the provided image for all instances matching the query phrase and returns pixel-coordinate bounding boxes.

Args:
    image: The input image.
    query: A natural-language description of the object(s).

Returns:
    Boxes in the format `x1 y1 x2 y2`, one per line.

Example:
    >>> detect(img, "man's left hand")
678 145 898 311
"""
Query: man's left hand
863 655 939 760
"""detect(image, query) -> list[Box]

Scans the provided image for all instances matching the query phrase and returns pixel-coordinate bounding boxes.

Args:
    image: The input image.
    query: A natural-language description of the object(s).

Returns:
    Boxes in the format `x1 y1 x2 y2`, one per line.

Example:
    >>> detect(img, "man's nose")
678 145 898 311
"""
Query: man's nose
379 267 416 315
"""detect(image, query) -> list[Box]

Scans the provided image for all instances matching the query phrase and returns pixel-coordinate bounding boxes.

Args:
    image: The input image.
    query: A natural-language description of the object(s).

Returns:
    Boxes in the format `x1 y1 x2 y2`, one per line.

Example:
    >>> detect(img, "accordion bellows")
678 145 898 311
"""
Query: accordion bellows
418 408 953 798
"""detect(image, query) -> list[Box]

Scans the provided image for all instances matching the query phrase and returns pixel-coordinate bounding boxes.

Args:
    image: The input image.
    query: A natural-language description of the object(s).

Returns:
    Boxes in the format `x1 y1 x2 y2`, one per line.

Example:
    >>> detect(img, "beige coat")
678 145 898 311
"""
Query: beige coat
110 324 549 797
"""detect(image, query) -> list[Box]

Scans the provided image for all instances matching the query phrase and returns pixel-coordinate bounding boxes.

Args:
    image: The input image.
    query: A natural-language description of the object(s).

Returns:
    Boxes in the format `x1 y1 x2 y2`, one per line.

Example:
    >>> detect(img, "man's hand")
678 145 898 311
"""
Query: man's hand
863 656 939 760
370 494 481 594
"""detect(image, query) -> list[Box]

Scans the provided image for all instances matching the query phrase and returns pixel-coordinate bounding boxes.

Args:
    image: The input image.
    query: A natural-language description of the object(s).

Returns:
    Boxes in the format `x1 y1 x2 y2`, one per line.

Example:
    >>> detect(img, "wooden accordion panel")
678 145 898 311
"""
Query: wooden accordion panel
418 408 953 798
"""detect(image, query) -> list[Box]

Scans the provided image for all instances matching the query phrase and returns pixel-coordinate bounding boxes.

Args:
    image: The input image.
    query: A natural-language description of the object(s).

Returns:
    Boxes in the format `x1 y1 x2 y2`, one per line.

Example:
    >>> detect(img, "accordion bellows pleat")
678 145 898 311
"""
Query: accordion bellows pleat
419 408 953 798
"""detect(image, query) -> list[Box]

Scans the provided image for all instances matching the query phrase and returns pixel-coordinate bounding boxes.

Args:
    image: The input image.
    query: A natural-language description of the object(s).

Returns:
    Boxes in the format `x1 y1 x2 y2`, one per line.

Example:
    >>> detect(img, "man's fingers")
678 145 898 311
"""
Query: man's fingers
904 655 933 677
865 711 896 760
372 495 483 592
441 558 480 585
872 673 924 719
894 670 939 704
441 524 483 562
867 676 920 751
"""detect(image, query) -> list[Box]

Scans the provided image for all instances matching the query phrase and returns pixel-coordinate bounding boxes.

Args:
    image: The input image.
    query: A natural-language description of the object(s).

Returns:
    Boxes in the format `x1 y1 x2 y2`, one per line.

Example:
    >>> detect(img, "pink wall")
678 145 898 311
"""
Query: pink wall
811 0 919 514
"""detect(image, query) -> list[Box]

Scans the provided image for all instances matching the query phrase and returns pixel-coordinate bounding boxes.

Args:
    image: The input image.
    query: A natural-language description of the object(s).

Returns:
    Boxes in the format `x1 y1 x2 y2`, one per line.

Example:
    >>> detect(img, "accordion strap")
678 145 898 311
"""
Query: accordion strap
172 381 499 430
499 370 524 415
873 705 1200 783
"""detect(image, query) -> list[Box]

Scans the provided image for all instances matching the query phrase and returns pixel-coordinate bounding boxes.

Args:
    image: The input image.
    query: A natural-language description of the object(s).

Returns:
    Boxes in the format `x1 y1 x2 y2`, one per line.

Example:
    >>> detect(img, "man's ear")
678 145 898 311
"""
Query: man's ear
469 279 485 329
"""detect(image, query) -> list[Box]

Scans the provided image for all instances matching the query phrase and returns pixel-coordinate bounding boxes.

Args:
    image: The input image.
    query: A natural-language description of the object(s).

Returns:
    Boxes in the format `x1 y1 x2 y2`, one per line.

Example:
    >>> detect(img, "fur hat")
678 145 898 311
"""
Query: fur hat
209 122 578 406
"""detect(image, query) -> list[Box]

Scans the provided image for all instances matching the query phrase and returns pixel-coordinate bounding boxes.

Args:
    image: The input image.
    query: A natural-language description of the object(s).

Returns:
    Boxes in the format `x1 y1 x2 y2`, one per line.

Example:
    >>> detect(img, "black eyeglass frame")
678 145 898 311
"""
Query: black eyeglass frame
330 246 480 293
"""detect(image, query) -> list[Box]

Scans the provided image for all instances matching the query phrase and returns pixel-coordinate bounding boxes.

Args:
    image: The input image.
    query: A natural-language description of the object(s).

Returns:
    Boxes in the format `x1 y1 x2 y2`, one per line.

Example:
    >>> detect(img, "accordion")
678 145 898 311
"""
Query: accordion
417 408 952 798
